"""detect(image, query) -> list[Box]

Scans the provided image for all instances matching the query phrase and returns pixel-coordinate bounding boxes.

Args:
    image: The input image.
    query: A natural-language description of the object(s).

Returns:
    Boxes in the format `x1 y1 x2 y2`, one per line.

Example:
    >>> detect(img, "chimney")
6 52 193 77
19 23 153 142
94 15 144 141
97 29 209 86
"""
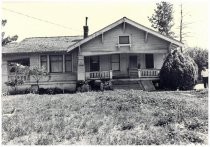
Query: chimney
83 17 89 38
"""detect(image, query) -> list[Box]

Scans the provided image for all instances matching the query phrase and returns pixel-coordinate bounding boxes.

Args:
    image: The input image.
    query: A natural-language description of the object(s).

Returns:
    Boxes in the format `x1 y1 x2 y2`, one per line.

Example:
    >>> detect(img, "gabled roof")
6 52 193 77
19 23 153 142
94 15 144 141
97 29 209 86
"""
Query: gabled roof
67 17 184 52
2 36 83 54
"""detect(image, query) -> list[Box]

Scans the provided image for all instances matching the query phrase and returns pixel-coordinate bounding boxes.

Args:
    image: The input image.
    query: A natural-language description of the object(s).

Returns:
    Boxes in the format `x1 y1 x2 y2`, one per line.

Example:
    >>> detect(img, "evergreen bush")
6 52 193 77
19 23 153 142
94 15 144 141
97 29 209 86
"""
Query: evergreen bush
160 50 198 90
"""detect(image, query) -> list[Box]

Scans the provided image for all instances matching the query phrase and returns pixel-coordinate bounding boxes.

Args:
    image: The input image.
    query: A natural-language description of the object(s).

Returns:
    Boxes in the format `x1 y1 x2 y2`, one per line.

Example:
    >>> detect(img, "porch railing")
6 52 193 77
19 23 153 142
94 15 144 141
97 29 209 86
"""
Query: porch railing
138 69 160 78
85 70 112 80
8 74 30 82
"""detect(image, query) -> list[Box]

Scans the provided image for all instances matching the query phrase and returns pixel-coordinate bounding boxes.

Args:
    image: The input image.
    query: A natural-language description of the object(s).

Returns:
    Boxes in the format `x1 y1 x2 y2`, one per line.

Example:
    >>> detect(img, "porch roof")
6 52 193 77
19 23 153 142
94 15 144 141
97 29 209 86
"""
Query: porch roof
2 36 83 54
67 17 184 52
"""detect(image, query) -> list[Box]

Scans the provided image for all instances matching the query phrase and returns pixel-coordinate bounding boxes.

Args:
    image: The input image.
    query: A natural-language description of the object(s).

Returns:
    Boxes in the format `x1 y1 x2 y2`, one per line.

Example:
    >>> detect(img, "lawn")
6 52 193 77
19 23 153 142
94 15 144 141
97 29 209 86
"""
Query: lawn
2 89 208 145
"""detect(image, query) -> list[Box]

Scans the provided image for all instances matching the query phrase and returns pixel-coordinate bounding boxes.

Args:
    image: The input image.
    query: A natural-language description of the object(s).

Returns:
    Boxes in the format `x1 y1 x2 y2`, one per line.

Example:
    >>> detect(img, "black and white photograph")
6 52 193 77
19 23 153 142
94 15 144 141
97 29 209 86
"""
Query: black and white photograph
1 0 209 145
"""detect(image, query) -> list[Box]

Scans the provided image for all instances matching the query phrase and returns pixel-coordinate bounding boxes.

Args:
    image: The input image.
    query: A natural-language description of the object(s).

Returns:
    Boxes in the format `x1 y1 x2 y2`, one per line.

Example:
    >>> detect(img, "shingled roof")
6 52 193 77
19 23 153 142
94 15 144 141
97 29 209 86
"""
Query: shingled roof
2 36 83 54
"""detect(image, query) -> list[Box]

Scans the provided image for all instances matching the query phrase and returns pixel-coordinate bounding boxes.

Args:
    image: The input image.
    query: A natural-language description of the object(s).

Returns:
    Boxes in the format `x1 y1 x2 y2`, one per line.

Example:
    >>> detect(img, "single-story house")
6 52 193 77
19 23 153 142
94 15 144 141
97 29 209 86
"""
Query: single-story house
2 17 184 92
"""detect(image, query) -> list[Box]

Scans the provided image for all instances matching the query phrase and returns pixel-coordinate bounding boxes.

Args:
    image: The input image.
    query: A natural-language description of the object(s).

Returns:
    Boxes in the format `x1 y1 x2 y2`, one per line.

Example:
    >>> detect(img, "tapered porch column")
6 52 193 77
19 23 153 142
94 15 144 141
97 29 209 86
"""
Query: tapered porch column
77 55 85 81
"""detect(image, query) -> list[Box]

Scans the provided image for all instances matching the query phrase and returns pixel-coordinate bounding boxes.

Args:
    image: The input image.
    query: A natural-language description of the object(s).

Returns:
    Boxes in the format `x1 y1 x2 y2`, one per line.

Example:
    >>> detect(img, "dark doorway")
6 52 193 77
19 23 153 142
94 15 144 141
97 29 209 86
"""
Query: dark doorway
90 56 100 71
145 54 154 68
129 55 137 69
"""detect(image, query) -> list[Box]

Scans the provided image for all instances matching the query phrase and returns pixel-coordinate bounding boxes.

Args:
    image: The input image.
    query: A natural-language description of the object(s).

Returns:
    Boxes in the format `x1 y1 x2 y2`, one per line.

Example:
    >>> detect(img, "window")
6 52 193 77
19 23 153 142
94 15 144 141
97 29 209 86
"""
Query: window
119 36 130 44
8 58 30 73
90 56 100 71
40 55 47 70
65 54 72 72
111 54 120 71
50 55 63 73
145 54 154 69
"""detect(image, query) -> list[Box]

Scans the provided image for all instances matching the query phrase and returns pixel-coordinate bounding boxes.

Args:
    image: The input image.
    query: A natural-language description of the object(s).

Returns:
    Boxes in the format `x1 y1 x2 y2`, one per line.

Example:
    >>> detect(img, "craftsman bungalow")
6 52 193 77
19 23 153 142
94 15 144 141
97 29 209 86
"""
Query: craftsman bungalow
2 17 184 92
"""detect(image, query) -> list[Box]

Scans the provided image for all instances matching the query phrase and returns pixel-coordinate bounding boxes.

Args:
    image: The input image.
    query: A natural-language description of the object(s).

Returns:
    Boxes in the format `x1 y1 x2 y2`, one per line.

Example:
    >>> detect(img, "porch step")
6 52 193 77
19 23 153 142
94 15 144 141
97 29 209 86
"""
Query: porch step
140 80 156 91
112 80 144 90
112 79 156 91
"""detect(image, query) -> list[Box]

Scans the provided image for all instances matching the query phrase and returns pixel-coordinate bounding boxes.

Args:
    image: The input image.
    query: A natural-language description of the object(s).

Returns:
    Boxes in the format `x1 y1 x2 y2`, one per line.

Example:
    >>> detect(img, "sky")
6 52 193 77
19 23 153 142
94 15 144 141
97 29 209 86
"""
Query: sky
1 0 209 48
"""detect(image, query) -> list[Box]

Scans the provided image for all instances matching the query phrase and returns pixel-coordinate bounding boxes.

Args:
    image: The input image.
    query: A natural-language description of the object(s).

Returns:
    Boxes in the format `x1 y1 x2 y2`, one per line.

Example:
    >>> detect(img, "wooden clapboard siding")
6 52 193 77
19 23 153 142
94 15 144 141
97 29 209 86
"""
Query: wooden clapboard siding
80 23 170 55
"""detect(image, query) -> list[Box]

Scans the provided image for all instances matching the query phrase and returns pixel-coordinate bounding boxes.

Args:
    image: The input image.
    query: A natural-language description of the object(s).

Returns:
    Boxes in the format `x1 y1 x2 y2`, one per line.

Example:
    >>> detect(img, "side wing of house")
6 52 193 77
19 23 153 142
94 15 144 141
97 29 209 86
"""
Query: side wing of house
2 50 78 92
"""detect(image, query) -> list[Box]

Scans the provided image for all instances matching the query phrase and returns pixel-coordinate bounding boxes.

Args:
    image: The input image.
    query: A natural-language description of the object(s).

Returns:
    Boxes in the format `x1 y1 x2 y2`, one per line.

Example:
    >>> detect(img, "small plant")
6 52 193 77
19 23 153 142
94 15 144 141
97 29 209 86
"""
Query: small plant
29 66 50 92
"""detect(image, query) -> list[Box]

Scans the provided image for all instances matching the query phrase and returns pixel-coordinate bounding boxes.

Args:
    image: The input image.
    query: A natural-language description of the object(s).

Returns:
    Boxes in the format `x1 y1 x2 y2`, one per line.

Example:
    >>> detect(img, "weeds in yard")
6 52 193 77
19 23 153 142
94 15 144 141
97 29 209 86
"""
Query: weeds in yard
2 90 208 145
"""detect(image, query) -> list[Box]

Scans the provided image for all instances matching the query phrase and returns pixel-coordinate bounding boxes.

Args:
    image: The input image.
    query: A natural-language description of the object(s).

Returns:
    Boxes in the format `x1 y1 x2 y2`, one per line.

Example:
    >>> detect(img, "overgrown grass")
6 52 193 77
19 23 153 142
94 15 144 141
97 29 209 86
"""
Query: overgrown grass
2 89 208 145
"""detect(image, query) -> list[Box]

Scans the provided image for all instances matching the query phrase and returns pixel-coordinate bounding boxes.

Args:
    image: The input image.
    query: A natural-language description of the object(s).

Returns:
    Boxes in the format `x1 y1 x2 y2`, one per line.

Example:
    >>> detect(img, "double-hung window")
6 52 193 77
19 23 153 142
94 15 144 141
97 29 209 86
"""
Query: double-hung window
40 55 47 70
111 54 120 71
65 54 72 72
49 55 63 73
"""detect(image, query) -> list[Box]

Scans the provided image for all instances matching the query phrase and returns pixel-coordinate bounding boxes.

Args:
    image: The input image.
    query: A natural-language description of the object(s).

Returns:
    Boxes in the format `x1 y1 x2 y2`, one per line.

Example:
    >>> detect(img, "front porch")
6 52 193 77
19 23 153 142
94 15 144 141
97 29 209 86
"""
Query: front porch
77 53 164 81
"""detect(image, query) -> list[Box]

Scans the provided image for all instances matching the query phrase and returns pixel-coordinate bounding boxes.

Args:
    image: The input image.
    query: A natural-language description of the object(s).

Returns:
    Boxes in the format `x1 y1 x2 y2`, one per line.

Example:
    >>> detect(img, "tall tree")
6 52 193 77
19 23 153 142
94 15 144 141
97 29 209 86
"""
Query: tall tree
2 19 18 46
148 1 175 37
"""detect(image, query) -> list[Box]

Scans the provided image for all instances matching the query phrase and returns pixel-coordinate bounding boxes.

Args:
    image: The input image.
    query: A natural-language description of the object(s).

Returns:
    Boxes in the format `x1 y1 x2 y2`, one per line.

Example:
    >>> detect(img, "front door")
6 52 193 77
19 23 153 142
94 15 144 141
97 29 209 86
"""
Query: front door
129 55 138 78
129 55 137 69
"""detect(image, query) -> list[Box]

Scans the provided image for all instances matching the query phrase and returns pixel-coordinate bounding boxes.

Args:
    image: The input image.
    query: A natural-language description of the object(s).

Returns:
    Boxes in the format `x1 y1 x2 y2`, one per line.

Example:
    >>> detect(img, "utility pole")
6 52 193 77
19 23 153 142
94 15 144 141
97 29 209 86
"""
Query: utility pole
180 3 183 42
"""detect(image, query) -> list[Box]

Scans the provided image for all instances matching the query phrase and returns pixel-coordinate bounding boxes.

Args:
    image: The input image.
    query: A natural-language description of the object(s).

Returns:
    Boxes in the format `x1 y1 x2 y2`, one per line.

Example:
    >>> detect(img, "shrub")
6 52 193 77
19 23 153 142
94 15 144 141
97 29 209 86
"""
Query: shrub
160 50 198 90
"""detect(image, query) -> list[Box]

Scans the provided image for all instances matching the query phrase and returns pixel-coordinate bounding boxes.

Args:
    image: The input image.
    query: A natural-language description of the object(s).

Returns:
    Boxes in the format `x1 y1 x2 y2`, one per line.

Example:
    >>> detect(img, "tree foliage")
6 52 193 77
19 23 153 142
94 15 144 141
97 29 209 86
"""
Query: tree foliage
184 48 208 76
160 50 198 90
2 19 18 46
148 1 175 37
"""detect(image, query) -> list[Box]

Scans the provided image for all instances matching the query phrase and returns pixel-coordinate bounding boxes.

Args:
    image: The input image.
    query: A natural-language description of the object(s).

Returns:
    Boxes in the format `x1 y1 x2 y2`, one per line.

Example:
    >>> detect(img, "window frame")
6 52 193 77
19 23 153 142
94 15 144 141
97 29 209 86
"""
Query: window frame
40 55 48 70
111 54 120 71
118 35 131 45
65 54 73 73
49 55 63 73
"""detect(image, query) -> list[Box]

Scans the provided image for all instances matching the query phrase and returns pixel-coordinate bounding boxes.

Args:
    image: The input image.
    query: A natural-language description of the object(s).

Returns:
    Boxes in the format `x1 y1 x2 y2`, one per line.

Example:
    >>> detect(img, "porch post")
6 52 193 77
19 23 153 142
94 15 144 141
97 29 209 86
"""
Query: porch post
138 69 141 78
110 70 113 79
77 55 85 81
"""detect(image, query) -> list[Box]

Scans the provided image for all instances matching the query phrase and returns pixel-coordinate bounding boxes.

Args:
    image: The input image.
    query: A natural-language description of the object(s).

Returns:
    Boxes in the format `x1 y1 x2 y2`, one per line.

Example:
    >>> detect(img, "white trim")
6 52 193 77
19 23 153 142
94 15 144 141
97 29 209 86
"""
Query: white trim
118 35 131 45
81 49 168 56
67 17 184 52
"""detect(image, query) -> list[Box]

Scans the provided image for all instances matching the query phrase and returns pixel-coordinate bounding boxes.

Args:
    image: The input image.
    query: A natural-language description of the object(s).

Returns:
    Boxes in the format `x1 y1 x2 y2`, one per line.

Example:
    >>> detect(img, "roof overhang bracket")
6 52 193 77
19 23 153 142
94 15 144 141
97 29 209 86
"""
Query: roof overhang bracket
78 45 81 54
168 43 172 52
144 32 148 43
123 22 126 32
101 33 104 44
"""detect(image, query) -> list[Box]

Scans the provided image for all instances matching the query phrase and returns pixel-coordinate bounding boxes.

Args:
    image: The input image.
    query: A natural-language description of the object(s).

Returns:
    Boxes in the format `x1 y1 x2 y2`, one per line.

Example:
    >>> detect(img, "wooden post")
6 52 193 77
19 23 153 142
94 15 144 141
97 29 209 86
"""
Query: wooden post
138 69 141 78
110 70 113 79
77 55 85 81
63 54 65 73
